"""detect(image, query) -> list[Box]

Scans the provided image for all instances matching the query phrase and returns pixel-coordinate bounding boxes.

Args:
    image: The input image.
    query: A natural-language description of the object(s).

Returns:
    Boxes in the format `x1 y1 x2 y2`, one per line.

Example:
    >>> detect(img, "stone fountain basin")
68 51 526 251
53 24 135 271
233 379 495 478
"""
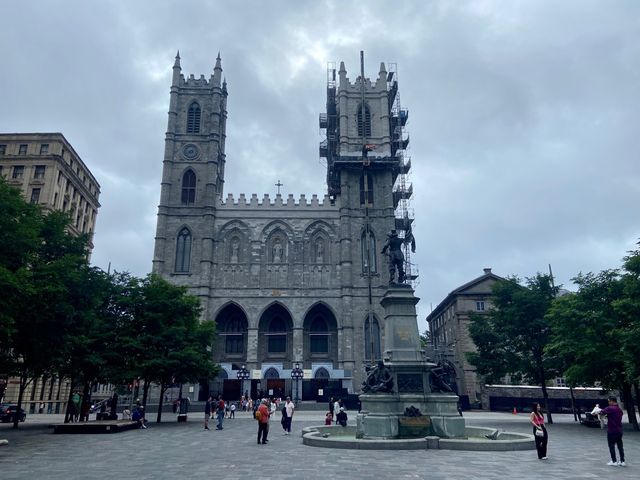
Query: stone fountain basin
301 425 534 451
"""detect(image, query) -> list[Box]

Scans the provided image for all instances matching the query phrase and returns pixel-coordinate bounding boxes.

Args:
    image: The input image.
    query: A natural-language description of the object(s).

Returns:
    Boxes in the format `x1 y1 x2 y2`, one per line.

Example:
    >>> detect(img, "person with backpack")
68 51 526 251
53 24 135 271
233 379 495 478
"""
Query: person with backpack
336 406 348 427
256 399 270 444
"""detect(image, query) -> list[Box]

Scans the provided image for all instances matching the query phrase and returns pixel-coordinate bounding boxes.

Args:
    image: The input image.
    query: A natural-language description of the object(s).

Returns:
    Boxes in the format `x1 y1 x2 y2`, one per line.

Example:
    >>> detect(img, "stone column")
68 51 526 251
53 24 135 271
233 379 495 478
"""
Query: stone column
246 328 258 364
380 286 424 365
292 327 303 363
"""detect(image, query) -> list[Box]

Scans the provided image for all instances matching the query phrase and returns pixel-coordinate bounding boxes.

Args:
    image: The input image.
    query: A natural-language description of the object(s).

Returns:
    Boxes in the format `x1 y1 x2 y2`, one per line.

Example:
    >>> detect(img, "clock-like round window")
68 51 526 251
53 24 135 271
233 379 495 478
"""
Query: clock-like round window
182 143 200 160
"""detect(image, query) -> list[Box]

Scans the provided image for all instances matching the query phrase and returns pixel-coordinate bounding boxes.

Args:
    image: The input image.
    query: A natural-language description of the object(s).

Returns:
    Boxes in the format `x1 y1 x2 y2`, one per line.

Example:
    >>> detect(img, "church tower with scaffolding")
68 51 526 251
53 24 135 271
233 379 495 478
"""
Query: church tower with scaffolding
152 52 416 404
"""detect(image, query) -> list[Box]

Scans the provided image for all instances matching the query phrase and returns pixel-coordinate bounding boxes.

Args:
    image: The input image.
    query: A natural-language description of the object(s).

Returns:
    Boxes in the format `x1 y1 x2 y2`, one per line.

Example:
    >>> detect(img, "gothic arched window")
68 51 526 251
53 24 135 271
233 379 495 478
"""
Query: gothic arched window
181 170 196 205
357 103 372 138
360 172 374 206
268 316 287 353
224 317 245 354
361 230 377 273
309 316 329 353
364 316 381 361
186 101 201 134
175 227 192 272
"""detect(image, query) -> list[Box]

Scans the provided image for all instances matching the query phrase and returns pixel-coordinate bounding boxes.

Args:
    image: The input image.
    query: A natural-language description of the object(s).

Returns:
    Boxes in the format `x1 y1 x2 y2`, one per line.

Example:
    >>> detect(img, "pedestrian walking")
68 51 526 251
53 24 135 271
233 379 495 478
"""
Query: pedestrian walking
216 395 225 430
281 396 294 434
230 402 236 418
329 397 335 421
256 399 270 444
333 398 340 421
204 395 212 430
530 403 548 460
592 396 626 467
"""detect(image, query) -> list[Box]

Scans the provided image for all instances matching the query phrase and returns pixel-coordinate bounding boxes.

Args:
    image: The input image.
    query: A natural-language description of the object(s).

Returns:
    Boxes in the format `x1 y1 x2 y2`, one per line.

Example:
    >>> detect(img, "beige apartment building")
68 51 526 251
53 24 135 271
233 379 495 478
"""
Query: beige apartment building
426 268 504 405
0 133 101 413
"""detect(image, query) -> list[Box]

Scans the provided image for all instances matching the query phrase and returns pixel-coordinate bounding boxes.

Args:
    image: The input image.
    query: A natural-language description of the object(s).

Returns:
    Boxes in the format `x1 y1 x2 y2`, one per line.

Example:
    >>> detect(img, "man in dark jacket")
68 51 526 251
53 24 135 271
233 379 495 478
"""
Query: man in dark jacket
336 407 348 427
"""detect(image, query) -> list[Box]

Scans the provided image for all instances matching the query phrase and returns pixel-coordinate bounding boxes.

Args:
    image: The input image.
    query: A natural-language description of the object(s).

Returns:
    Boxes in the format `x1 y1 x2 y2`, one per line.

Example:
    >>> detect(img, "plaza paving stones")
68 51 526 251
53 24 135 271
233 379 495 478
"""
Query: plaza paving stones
0 411 638 479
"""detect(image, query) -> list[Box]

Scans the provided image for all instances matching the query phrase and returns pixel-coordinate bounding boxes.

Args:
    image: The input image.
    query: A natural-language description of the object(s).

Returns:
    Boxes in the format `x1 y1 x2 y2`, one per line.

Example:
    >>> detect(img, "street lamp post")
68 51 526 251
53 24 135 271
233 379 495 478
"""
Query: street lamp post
291 363 304 406
237 365 250 399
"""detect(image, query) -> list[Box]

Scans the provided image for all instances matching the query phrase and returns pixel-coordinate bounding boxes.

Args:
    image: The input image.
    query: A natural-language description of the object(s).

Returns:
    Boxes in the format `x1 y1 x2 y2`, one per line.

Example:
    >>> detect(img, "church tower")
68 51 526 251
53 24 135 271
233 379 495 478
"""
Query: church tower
152 52 228 286
319 52 415 364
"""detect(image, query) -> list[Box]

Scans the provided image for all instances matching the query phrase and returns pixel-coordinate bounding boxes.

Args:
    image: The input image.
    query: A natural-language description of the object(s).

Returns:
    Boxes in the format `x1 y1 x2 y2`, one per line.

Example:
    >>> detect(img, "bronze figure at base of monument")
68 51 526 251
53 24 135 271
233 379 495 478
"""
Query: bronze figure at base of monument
356 285 465 439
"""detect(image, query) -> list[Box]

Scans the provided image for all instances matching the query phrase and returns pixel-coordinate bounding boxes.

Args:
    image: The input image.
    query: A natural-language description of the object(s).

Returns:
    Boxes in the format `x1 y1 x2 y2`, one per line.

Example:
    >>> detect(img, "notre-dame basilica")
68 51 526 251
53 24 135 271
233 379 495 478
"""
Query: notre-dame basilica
152 52 414 401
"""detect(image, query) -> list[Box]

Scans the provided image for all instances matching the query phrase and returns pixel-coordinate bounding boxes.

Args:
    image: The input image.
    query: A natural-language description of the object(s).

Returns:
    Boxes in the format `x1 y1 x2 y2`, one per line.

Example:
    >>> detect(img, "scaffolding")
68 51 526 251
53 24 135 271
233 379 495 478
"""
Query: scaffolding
387 63 418 286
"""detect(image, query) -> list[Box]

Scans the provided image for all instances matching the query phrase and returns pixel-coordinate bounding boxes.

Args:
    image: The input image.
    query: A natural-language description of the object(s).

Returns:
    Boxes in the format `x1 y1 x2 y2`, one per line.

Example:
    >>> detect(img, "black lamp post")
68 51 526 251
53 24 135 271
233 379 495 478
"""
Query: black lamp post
237 365 250 399
291 363 304 406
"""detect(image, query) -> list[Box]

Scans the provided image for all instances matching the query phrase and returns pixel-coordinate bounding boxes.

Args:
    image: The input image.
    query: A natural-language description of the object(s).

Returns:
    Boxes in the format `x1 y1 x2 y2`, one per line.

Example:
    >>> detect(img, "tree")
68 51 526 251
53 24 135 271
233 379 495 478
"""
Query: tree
9 209 89 428
616 243 640 396
0 177 41 374
547 269 638 430
467 274 558 423
132 274 216 422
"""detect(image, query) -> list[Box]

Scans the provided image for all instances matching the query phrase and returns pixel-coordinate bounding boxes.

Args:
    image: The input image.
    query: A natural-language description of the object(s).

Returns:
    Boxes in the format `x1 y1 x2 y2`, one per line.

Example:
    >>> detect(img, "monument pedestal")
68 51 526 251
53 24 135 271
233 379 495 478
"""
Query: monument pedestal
356 285 466 439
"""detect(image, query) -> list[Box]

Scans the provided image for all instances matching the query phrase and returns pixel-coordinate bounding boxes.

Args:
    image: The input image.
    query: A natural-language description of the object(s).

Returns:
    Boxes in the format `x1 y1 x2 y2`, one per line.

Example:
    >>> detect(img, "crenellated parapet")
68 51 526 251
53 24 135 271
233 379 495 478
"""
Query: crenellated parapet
220 193 335 209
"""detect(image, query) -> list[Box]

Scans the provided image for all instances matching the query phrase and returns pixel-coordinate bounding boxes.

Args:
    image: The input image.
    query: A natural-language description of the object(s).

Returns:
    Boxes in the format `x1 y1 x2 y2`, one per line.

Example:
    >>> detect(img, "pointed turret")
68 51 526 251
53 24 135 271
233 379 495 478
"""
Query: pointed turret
172 50 182 86
213 52 223 86
222 77 228 95
339 61 347 84
378 62 387 80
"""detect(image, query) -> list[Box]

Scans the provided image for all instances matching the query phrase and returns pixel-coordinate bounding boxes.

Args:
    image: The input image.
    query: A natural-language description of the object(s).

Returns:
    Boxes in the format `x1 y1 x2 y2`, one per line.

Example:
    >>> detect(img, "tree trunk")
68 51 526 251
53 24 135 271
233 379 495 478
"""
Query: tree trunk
82 381 91 422
13 371 29 429
622 382 639 431
539 366 553 424
64 376 75 423
569 386 578 422
142 379 150 409
156 382 166 423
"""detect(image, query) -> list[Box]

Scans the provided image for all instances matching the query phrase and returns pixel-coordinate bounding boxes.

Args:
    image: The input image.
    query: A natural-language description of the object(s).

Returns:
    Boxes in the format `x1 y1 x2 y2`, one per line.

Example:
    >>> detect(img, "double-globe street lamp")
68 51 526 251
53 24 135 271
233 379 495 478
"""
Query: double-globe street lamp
237 365 250 399
291 363 304 406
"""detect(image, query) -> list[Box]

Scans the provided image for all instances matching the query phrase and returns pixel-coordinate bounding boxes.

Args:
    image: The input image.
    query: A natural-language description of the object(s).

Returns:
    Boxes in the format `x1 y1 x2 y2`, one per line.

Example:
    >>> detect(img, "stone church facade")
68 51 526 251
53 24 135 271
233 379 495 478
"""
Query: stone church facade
152 52 414 401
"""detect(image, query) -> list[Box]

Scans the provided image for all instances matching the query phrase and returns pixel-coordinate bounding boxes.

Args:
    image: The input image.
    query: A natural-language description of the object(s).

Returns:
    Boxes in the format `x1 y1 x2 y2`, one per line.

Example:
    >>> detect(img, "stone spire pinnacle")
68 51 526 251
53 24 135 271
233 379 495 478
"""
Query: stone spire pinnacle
213 51 223 86
174 50 181 68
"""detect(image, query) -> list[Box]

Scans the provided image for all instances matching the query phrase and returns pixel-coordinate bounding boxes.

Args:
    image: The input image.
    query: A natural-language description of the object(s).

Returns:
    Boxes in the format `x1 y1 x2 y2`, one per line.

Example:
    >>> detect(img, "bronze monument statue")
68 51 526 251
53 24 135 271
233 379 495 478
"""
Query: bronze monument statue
381 229 415 284
362 360 394 393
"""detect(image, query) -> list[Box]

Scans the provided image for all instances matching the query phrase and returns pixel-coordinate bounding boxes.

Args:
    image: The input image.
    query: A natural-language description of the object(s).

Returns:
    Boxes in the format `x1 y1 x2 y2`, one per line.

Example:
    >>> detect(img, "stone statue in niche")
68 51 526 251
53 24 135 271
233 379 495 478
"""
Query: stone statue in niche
273 239 284 263
230 239 239 263
315 240 324 264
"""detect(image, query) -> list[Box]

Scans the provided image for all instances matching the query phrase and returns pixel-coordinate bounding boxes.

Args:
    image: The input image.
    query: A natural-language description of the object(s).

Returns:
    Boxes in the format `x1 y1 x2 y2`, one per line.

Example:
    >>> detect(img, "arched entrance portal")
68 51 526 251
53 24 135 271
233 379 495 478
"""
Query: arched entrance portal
263 367 284 399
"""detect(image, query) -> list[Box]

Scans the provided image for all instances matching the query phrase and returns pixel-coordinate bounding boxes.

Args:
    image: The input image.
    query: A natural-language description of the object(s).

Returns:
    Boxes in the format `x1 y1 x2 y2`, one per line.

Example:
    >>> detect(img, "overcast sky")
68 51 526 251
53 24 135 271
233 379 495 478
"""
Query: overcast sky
1 0 638 331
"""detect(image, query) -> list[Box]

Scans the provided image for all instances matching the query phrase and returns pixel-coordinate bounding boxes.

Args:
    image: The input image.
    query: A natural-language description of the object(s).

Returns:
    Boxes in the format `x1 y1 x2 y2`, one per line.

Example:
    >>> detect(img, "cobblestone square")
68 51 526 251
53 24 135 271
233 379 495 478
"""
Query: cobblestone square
1 411 637 479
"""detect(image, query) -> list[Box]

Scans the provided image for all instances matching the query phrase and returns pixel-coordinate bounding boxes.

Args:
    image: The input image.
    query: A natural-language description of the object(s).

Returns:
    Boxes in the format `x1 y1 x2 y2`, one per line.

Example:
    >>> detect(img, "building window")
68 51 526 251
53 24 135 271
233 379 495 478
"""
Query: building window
0 144 6 155
224 317 245 354
360 172 374 206
181 170 196 205
34 165 46 179
267 317 287 353
12 165 24 179
309 317 329 354
186 101 201 134
40 144 49 155
357 103 372 138
18 144 27 155
30 188 41 204
175 227 192 273
476 301 485 311
361 230 376 273
364 316 381 361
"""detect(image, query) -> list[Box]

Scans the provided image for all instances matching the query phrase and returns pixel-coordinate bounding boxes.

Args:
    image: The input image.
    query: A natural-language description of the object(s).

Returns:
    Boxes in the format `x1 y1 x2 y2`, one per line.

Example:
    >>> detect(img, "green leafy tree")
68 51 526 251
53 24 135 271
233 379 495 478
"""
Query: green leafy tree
467 274 559 422
0 177 41 374
132 274 216 422
548 264 639 430
9 210 89 428
615 244 640 391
